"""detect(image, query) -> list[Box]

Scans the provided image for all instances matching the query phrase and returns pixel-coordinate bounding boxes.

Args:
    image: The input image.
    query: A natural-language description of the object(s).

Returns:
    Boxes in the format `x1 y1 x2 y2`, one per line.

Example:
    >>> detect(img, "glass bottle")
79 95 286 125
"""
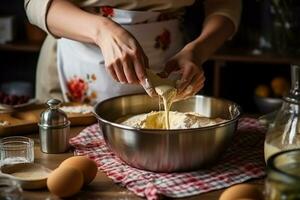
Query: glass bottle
265 149 300 200
0 177 23 200
264 65 300 162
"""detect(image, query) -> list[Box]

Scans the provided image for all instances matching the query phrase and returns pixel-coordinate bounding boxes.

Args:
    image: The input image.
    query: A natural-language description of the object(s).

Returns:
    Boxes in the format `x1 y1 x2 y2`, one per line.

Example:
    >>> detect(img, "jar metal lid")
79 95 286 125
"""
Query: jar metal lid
39 99 70 127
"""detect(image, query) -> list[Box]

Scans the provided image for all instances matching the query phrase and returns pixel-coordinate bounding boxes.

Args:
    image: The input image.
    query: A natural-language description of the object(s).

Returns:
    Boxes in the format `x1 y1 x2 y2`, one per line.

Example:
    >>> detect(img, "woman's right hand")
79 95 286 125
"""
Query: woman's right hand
95 18 155 93
42 0 155 96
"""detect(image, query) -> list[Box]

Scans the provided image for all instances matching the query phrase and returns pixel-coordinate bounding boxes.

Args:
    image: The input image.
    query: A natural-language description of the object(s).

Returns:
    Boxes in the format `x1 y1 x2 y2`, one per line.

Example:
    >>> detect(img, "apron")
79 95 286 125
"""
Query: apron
57 8 185 104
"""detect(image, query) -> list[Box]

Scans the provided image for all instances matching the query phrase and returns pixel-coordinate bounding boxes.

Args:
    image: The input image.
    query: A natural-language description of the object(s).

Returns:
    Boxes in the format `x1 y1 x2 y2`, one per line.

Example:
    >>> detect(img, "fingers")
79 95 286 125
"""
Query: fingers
106 64 119 82
105 50 158 98
176 65 194 94
175 66 205 101
132 51 147 84
140 78 157 97
141 51 149 69
123 58 139 84
102 31 148 85
113 59 127 83
105 50 147 84
132 49 158 97
185 73 205 97
191 72 205 92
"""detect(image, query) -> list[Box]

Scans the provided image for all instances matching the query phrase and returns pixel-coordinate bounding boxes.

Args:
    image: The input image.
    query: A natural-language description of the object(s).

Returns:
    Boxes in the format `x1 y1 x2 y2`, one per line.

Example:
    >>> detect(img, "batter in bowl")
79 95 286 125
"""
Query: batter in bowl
121 111 226 129
120 70 227 130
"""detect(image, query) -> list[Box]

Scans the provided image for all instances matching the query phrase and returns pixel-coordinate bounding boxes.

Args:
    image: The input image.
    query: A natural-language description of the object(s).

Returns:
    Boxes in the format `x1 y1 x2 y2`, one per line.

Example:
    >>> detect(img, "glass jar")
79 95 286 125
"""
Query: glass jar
264 65 300 162
265 149 300 200
0 136 34 165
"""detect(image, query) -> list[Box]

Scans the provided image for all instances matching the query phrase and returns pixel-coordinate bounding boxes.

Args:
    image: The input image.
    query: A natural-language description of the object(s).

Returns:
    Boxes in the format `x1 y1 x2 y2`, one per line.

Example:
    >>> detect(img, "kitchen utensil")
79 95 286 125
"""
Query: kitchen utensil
38 99 70 154
0 163 51 189
94 94 241 172
0 136 34 166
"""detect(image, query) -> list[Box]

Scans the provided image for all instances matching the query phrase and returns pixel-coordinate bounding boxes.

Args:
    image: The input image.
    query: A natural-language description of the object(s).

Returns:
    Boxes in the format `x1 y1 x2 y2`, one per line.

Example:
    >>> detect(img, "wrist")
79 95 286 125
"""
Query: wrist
92 16 113 46
183 42 205 66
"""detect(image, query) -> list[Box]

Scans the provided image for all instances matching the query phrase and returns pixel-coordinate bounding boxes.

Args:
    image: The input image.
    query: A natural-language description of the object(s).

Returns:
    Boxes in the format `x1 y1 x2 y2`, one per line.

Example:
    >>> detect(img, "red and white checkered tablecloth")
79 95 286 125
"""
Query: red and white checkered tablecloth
70 118 266 200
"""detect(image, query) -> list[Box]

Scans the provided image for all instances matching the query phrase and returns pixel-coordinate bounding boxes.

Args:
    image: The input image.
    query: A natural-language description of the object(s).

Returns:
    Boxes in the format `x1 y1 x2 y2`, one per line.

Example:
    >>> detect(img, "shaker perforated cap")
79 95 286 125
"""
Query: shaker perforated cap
39 99 69 127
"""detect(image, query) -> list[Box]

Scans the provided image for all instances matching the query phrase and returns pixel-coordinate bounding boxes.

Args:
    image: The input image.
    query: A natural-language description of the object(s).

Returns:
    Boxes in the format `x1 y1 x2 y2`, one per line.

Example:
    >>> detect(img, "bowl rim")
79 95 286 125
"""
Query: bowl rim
93 93 242 133
253 95 283 102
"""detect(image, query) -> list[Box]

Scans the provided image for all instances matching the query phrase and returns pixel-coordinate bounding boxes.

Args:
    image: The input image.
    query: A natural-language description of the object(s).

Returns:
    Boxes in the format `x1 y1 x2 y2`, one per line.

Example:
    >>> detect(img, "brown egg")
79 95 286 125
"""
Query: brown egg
60 156 98 184
47 166 83 197
219 184 264 200
236 199 257 200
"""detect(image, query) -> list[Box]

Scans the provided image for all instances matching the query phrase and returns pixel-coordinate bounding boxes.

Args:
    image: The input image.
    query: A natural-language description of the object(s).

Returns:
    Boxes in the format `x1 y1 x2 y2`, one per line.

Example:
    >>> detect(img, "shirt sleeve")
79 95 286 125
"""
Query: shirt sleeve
24 0 53 34
204 0 242 36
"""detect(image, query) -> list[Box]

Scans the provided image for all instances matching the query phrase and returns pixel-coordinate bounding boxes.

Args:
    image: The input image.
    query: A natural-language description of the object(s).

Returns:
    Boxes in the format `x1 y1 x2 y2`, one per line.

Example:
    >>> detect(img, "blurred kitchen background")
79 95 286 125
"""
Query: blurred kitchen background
0 0 299 113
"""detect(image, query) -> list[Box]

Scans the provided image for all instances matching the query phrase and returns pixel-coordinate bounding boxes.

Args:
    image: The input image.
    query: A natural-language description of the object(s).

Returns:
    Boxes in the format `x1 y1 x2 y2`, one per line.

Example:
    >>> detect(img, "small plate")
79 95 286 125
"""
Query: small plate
0 163 52 189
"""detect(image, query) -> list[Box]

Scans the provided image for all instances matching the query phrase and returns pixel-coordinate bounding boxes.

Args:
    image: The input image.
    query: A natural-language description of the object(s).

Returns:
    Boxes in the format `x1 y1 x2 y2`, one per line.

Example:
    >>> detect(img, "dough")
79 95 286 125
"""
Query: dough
121 111 227 129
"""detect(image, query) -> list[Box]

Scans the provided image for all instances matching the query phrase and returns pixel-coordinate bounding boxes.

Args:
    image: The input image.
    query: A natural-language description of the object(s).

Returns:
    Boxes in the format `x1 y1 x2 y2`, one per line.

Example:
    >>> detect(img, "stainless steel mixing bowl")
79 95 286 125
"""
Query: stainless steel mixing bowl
94 94 241 172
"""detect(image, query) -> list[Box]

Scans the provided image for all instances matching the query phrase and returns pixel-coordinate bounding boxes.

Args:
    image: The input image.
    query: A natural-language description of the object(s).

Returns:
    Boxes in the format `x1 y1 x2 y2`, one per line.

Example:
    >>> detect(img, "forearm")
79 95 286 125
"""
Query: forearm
185 15 235 64
46 0 107 44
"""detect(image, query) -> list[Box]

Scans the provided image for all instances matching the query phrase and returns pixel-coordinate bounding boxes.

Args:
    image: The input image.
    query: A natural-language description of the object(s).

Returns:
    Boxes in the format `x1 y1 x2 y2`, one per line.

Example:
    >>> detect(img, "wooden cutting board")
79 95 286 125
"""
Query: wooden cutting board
0 103 97 136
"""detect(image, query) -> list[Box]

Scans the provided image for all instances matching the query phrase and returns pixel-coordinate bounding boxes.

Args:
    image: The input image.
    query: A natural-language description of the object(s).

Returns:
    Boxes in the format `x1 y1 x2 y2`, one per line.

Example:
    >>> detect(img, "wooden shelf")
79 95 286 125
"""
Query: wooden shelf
209 47 300 97
0 41 42 52
211 47 300 64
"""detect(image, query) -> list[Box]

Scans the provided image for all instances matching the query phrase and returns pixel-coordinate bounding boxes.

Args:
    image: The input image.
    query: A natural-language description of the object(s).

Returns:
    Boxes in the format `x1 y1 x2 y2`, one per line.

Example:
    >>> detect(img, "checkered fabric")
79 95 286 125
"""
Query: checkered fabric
70 118 266 200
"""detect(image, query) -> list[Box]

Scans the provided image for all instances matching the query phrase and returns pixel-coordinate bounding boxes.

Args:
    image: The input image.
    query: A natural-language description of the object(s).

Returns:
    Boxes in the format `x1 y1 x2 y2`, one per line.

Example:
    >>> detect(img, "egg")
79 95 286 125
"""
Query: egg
47 166 83 197
219 184 264 200
60 156 98 184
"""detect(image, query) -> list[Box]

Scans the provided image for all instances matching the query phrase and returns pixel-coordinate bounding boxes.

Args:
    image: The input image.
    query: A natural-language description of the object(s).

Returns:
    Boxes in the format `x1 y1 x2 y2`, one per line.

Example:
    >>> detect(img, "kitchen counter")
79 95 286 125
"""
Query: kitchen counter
23 126 264 200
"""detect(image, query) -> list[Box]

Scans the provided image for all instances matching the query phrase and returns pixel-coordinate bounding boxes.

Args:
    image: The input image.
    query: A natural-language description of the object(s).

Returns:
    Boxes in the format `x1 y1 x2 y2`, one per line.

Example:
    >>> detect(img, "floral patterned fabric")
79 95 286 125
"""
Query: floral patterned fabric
57 8 184 104
66 74 97 103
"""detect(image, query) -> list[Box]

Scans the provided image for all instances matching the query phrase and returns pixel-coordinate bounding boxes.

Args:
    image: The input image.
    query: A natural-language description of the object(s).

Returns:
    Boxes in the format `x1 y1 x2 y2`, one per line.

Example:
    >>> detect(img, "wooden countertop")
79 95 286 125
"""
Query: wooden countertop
22 126 265 200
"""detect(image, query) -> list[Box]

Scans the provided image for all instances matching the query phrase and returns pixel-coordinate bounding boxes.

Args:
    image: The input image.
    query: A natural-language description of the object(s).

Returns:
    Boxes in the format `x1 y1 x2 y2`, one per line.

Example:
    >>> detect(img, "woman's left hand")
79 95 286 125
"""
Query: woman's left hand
159 45 205 100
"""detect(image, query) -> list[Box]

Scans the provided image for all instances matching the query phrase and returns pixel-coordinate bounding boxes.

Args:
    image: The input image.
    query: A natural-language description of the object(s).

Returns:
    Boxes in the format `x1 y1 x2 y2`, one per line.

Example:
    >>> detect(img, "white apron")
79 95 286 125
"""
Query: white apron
57 7 184 104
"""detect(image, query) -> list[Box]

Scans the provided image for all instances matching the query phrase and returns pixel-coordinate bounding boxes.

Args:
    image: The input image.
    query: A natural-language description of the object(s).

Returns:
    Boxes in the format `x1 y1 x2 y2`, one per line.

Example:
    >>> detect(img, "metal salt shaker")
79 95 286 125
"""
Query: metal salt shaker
38 99 70 153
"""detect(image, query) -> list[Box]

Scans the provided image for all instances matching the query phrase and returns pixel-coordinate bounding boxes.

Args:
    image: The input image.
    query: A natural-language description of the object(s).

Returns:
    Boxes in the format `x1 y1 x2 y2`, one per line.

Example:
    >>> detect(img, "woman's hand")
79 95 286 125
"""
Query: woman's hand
95 18 149 85
45 0 153 93
159 45 205 100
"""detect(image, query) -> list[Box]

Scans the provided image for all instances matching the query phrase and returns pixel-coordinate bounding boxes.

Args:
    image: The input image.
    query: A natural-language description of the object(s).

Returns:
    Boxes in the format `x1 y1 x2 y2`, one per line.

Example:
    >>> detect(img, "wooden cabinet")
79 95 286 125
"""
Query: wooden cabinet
0 0 44 97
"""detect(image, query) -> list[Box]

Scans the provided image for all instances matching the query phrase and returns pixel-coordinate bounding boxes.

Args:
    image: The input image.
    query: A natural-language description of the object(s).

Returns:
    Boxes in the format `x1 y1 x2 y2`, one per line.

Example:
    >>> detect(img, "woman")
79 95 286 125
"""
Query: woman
25 0 241 104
